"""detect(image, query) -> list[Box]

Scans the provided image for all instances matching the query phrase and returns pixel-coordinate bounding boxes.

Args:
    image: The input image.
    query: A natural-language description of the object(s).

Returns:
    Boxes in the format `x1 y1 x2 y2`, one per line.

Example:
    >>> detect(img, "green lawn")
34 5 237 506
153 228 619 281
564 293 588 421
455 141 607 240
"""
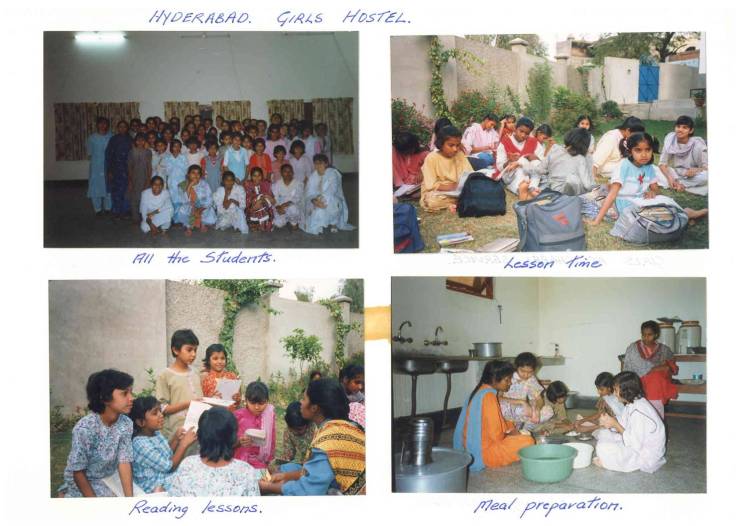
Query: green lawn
588 119 707 146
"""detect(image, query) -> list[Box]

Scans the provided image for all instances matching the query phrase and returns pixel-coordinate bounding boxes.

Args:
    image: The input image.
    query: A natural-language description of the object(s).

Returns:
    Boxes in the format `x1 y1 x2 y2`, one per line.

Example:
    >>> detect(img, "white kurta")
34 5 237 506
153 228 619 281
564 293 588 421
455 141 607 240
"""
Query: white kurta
272 178 304 227
213 185 248 234
139 188 173 233
303 168 355 235
595 398 666 474
495 136 545 194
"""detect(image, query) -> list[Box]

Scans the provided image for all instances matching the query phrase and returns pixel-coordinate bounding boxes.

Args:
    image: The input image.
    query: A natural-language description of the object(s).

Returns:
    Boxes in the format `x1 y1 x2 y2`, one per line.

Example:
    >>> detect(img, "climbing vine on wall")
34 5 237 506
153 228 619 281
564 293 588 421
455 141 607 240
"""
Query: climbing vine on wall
319 299 361 370
203 280 280 373
429 36 483 119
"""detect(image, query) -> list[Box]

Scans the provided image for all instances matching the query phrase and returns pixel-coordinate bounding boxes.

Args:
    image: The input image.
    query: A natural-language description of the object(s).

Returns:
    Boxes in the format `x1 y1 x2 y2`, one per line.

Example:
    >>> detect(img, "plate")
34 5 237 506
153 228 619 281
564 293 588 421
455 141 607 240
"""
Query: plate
565 431 579 437
577 433 593 441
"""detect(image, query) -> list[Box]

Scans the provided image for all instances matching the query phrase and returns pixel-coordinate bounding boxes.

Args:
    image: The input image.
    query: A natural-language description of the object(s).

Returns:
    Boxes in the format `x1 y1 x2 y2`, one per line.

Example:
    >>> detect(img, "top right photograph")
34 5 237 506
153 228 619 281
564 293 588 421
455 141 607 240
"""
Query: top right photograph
391 33 708 253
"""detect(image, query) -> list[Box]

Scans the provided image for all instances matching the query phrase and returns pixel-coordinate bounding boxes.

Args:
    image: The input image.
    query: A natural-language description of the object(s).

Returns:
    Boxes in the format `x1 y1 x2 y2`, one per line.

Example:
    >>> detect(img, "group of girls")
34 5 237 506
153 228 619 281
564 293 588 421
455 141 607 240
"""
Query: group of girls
87 113 354 237
454 338 668 475
392 112 708 235
60 329 366 498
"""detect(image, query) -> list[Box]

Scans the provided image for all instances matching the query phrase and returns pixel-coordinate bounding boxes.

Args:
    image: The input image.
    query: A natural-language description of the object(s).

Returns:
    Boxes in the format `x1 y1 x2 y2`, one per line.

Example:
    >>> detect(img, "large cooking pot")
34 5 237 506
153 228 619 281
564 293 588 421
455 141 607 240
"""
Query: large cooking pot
394 447 473 493
470 342 502 358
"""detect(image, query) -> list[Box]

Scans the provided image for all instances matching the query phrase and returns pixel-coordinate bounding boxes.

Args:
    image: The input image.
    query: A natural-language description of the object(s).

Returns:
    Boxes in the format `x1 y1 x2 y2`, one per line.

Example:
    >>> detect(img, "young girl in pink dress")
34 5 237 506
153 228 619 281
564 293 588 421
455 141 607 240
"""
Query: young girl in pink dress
234 381 276 469
244 167 275 231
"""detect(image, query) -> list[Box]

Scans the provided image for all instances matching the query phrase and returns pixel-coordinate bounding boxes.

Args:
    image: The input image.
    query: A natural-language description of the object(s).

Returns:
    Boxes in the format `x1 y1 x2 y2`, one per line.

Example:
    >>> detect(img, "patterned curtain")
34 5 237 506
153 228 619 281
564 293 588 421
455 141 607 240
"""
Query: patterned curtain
211 100 251 122
163 101 200 128
266 100 305 123
312 98 354 154
53 102 140 161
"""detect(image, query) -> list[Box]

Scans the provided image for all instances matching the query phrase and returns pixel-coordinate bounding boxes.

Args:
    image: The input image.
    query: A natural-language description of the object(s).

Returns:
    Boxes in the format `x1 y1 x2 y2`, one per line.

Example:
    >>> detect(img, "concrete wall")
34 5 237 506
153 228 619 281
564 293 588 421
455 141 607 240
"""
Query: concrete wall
49 281 168 411
50 280 359 413
391 277 706 418
620 100 701 120
658 63 701 101
44 31 358 180
588 57 640 105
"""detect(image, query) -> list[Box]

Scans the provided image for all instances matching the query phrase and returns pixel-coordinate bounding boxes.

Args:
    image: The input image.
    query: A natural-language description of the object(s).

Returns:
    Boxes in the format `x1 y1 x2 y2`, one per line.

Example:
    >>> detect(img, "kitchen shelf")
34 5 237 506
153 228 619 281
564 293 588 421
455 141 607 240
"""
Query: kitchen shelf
392 352 565 366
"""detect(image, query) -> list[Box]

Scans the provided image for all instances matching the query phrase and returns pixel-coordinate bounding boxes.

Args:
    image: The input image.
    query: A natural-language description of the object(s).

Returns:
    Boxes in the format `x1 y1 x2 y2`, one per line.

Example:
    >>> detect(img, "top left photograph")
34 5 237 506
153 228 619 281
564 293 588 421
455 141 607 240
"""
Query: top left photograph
44 31 358 248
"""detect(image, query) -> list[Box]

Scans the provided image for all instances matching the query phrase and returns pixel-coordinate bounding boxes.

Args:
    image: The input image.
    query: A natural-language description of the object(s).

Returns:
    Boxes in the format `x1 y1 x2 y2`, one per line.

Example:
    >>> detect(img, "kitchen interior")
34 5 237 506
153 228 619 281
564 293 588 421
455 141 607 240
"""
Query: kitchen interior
391 277 706 494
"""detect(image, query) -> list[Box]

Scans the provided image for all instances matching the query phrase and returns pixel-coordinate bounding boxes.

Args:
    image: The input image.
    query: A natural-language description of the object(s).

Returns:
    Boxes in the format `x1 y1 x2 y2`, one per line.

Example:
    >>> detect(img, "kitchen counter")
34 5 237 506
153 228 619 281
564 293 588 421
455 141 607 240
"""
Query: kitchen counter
393 352 566 366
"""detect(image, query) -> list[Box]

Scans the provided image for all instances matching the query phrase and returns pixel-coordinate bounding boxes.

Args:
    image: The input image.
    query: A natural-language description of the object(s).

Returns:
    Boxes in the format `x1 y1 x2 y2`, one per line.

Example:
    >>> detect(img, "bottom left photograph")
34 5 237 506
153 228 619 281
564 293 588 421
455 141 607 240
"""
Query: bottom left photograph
48 279 365 497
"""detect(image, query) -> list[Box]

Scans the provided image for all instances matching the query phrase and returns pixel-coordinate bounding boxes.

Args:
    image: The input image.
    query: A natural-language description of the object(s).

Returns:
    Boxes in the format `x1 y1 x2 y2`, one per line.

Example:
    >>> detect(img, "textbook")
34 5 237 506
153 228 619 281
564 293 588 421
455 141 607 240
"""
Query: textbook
202 397 235 408
215 378 241 401
436 232 474 247
183 401 212 430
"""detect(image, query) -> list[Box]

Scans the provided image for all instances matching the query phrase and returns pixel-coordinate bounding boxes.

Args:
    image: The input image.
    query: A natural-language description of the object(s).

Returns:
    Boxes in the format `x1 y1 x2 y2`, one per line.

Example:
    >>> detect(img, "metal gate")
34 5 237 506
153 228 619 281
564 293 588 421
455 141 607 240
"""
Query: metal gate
638 65 660 103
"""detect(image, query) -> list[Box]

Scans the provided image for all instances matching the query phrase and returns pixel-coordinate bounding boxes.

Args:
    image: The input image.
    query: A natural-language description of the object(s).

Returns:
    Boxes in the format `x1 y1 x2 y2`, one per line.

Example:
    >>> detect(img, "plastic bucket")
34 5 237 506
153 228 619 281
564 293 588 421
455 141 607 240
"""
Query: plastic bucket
566 442 594 469
518 444 577 483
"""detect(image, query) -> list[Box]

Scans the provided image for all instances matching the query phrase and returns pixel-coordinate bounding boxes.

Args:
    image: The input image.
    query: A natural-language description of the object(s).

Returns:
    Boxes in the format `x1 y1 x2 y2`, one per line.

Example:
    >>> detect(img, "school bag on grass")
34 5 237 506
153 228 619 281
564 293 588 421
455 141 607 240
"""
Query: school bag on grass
513 189 586 252
609 199 688 245
457 172 507 218
394 203 425 253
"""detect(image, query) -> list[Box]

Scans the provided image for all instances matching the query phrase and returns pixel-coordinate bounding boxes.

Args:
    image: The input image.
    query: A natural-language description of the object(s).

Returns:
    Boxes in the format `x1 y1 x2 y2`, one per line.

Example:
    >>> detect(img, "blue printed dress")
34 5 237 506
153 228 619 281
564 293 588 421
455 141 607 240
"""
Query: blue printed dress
86 131 112 206
62 413 134 497
132 432 175 492
611 159 658 214
105 133 133 214
162 153 189 206
168 457 260 497
173 179 216 227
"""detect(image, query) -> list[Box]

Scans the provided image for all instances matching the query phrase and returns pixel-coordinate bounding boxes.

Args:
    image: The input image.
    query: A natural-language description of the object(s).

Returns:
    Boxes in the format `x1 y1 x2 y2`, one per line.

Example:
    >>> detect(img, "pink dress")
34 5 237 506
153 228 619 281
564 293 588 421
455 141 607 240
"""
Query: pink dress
234 405 276 469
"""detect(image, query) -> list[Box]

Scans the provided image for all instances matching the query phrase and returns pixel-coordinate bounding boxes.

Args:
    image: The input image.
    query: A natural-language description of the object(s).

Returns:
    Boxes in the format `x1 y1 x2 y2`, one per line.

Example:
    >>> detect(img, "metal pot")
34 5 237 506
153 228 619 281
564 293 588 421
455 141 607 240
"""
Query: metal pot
565 391 580 409
394 447 473 493
471 342 502 358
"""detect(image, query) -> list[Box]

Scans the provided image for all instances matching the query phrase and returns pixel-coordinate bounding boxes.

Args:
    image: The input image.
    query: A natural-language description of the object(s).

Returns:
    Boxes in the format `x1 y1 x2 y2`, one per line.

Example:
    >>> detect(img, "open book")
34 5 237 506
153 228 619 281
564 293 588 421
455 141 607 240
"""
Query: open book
394 183 421 198
102 472 146 497
183 400 212 430
215 378 241 401
202 397 235 408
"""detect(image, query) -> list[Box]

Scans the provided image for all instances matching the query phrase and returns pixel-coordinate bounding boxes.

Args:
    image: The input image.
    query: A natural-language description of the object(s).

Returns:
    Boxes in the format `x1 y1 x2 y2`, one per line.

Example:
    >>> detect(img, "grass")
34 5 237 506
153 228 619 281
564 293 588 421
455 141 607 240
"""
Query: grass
412 119 709 253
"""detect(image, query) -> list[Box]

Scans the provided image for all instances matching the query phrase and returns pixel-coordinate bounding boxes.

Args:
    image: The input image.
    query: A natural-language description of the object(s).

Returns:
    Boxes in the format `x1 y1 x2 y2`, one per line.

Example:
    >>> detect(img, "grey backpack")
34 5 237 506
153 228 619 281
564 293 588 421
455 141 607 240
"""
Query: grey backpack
610 203 688 244
514 190 586 252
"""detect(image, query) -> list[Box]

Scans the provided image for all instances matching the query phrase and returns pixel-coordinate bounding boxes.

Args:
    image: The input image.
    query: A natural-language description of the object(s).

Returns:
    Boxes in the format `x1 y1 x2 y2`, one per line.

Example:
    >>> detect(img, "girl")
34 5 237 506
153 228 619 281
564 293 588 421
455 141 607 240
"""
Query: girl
460 112 501 168
595 371 667 473
105 120 134 218
174 165 216 235
139 176 173 236
62 369 135 497
87 117 113 215
200 344 241 408
265 124 288 156
658 115 708 195
201 141 223 193
127 133 153 224
169 407 261 497
271 145 287 183
184 137 204 166
242 135 254 154
315 122 332 164
419 126 472 211
130 396 197 493
234 381 276 469
534 124 555 158
270 401 317 473
532 381 573 436
453 361 535 471
249 138 273 180
152 139 169 181
500 352 554 430
272 164 304 230
575 372 625 432
261 379 365 495
244 166 275 231
163 140 189 203
222 133 250 180
300 122 321 163
532 127 594 196
213 171 248 234
622 320 678 419
496 117 546 200
499 114 516 139
339 363 364 403
592 116 644 179
304 154 355 235
428 117 453 151
288 140 314 185
575 115 596 153
392 131 428 189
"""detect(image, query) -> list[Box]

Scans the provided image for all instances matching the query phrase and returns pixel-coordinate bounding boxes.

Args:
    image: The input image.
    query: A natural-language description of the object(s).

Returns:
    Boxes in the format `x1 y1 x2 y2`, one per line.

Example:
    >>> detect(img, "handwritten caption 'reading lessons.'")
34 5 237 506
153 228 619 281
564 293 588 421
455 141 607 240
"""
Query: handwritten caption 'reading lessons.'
129 499 261 520
133 250 274 265
474 496 623 519
448 253 605 270
146 9 412 27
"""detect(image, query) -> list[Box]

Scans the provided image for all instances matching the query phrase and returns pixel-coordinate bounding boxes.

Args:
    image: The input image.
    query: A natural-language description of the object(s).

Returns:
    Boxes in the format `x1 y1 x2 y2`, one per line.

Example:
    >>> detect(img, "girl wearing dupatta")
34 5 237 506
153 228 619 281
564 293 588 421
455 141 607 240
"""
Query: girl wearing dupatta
622 320 678 419
173 164 216 235
453 361 534 472
304 154 355 235
244 167 275 231
261 379 366 496
86 117 113 214
234 382 276 470
139 176 173 235
213 171 248 234
658 115 708 195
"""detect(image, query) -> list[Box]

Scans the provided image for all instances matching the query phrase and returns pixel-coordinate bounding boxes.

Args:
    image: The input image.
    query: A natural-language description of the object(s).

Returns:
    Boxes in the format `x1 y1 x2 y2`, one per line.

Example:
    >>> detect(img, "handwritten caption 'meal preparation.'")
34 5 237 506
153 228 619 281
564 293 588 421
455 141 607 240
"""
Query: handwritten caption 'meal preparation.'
474 496 623 519
147 9 412 27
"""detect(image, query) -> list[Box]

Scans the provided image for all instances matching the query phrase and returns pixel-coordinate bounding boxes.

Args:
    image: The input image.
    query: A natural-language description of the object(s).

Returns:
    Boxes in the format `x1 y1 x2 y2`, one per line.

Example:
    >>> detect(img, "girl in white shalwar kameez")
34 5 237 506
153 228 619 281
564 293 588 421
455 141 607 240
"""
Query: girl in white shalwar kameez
273 164 304 229
595 371 666 474
213 171 249 234
303 155 355 235
139 176 173 235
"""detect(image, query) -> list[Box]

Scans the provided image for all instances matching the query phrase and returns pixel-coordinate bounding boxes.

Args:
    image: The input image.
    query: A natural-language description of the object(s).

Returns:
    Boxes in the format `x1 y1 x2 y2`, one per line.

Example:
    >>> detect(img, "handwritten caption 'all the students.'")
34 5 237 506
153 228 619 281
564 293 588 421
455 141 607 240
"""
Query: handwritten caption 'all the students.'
133 250 274 265
147 9 412 27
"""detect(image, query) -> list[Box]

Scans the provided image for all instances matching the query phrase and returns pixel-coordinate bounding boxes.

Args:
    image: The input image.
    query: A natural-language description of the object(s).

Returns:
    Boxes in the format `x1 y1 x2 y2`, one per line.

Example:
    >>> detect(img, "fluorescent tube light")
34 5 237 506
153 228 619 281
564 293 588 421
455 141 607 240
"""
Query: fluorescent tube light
74 32 126 44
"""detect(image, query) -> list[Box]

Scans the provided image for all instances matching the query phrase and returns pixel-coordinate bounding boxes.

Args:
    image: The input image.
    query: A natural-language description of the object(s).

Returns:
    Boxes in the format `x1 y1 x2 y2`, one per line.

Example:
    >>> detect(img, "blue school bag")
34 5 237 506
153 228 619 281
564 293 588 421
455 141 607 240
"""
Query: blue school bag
457 173 507 218
394 203 424 253
513 189 586 252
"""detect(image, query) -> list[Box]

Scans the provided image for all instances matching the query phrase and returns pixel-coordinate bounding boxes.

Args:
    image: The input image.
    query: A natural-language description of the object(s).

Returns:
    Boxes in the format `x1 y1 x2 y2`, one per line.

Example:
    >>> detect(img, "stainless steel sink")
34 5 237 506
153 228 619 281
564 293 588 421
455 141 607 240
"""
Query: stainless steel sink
435 360 469 374
394 358 438 375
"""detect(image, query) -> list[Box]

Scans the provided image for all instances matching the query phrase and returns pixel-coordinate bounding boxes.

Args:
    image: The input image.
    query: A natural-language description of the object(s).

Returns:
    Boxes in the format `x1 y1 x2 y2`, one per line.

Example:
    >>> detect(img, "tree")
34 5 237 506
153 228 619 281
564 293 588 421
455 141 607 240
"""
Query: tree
281 329 323 379
294 286 314 303
524 63 554 123
591 32 699 64
338 279 364 313
466 34 548 58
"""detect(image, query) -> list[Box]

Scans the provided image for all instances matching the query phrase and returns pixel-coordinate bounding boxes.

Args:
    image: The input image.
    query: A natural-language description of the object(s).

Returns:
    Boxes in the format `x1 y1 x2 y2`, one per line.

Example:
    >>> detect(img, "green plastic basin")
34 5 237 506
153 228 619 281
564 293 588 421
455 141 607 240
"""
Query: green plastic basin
518 444 577 483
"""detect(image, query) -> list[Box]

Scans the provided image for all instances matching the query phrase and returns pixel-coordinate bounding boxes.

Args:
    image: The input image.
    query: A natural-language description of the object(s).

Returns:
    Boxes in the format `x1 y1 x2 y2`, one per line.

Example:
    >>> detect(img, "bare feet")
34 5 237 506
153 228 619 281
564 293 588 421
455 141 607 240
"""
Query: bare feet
685 208 708 221
185 228 192 236
593 457 603 468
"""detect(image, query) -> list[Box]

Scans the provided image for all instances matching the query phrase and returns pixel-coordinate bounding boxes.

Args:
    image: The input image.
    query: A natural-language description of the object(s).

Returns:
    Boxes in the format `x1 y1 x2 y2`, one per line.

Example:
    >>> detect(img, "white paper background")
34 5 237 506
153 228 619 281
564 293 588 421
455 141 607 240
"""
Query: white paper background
1 0 745 524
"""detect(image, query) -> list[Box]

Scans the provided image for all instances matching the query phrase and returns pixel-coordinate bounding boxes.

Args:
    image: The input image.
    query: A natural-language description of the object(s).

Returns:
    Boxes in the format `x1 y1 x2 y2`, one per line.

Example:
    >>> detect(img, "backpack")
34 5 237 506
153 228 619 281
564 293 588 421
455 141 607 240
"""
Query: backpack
394 203 425 253
513 189 586 252
609 202 688 245
457 173 506 217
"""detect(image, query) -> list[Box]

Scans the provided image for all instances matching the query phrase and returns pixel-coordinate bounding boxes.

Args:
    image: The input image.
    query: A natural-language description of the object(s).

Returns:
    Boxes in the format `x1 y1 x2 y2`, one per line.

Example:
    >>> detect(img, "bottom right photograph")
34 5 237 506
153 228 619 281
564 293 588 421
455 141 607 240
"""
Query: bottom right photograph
391 276 706 494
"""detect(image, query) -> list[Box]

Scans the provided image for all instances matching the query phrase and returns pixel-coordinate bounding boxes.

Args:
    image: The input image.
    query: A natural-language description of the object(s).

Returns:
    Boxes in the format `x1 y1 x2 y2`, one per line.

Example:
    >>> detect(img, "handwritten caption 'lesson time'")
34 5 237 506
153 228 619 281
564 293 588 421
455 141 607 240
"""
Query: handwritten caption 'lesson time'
147 9 412 27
